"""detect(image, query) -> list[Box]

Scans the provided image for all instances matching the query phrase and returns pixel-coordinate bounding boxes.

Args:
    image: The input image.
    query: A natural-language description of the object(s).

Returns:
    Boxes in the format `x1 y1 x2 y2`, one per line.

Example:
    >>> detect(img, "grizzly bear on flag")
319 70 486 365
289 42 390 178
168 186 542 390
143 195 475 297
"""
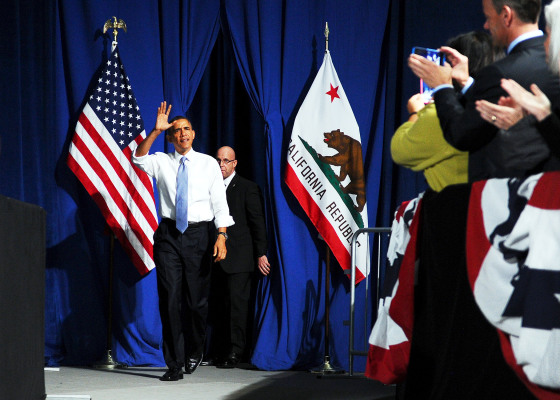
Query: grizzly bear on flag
318 129 366 212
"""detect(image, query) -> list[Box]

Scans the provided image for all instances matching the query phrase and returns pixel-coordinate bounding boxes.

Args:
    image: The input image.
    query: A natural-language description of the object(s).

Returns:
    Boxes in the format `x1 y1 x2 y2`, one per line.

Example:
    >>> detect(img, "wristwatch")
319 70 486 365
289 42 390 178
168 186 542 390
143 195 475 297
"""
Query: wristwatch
218 232 228 240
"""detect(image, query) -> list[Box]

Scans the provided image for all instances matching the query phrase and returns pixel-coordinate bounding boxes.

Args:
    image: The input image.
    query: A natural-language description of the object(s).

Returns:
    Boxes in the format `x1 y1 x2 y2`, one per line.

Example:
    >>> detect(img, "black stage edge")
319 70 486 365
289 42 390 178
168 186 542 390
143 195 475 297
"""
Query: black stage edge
0 195 46 400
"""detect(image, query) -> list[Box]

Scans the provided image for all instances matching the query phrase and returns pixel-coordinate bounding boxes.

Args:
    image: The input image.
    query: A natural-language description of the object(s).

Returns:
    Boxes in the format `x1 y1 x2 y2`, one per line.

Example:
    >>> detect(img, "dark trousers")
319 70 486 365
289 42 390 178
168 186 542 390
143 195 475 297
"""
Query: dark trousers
153 219 213 369
210 266 252 357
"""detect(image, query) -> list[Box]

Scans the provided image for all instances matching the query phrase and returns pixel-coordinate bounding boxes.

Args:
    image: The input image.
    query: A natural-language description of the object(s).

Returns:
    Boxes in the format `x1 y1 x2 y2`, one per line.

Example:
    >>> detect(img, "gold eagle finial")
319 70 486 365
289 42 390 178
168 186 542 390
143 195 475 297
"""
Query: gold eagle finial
103 17 127 43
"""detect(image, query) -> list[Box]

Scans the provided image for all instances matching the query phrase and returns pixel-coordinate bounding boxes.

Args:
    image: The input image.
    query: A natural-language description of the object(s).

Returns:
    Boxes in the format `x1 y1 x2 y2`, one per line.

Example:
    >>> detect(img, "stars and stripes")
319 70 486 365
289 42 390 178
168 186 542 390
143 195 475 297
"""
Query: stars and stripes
468 173 560 395
366 174 560 398
67 47 158 275
365 196 421 383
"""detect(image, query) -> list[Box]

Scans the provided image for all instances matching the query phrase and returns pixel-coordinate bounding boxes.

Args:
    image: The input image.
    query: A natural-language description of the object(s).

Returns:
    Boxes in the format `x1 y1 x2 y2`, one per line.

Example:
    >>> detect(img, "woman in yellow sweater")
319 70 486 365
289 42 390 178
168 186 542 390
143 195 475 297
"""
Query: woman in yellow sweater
392 31 503 191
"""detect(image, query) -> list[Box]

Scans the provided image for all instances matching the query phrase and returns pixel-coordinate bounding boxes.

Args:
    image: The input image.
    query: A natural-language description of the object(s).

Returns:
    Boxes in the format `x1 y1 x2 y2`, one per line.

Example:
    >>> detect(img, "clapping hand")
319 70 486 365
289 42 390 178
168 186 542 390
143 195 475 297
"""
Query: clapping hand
475 97 524 130
500 79 551 122
475 78 552 129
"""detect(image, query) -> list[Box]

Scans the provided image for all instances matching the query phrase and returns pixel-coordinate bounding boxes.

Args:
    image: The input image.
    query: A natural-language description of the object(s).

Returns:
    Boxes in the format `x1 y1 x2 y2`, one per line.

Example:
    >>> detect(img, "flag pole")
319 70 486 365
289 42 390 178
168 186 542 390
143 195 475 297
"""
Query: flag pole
92 18 127 370
93 231 124 369
325 22 329 52
310 22 344 376
311 242 345 375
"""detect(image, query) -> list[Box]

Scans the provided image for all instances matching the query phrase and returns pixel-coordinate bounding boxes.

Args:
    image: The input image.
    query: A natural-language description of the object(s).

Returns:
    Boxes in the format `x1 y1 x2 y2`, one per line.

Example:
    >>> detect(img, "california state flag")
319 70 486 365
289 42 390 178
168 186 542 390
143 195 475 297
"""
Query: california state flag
285 50 369 283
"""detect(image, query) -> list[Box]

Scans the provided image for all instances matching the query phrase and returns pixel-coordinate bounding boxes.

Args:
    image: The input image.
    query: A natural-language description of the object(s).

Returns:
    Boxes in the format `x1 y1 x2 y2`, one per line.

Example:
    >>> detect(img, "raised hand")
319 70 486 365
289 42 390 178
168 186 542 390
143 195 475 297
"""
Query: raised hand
155 101 173 132
134 101 173 157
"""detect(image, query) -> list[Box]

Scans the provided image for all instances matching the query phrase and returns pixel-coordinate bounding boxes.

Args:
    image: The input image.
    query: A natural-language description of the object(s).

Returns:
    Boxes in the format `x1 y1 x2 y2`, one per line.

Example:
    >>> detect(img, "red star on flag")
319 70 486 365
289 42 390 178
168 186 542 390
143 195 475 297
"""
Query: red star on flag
326 84 340 102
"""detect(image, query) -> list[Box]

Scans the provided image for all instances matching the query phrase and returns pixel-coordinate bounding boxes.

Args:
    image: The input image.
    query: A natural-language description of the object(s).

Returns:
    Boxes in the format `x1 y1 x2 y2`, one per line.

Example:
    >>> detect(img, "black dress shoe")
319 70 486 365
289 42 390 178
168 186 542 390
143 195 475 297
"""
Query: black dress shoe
185 354 203 374
159 367 184 381
216 352 240 369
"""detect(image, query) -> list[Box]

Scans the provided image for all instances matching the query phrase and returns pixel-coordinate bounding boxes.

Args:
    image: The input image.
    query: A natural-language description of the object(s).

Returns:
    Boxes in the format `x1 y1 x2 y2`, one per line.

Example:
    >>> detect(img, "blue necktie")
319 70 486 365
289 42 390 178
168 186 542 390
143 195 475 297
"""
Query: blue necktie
176 156 189 233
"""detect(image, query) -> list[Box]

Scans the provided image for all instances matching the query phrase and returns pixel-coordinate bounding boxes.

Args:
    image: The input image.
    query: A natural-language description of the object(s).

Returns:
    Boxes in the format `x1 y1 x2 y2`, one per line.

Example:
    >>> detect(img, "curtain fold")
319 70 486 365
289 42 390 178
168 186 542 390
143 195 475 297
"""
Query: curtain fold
1 0 486 371
159 0 221 118
223 0 391 370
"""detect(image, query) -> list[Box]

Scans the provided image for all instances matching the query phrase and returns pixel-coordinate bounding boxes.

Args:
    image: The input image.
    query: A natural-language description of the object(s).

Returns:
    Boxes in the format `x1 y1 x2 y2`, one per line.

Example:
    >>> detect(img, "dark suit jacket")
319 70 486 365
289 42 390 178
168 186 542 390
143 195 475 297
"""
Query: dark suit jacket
537 105 560 159
219 174 267 274
434 35 560 181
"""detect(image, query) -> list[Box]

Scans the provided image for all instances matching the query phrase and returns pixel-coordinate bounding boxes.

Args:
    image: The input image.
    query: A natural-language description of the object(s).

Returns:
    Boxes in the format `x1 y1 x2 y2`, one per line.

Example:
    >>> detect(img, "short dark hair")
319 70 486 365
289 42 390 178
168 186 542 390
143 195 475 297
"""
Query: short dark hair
491 0 541 23
165 116 193 136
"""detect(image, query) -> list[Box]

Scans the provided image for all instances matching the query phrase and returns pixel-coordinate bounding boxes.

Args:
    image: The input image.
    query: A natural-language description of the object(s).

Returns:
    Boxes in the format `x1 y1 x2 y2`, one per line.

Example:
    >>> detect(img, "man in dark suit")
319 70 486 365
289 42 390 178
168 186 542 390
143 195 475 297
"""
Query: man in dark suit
211 145 270 368
408 0 560 181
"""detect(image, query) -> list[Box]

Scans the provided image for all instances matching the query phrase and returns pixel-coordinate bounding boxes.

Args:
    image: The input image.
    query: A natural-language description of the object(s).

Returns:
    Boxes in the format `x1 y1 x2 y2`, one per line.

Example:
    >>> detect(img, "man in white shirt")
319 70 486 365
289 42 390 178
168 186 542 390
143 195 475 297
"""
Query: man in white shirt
132 101 234 381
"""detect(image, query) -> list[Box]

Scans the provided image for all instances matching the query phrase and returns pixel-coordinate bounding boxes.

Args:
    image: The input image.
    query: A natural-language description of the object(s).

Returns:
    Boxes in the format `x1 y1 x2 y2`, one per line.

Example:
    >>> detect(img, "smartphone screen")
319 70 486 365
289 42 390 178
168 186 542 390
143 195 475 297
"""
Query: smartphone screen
411 47 446 103
412 47 445 66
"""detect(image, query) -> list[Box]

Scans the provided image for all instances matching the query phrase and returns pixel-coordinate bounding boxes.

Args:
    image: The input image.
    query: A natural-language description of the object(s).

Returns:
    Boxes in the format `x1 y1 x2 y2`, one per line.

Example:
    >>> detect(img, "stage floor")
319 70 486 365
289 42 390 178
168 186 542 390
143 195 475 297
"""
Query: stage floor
44 364 396 400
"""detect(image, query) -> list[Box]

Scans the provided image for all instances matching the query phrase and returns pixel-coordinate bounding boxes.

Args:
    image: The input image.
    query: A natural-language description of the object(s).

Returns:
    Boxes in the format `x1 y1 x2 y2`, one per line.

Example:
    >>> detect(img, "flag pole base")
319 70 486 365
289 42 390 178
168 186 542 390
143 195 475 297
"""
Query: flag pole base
92 350 127 370
310 356 345 375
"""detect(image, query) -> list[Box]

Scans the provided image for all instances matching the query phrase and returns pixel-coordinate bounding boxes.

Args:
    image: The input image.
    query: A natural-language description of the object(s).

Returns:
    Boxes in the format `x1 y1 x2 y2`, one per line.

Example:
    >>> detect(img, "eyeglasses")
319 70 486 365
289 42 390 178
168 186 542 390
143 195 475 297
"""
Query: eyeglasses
216 158 236 165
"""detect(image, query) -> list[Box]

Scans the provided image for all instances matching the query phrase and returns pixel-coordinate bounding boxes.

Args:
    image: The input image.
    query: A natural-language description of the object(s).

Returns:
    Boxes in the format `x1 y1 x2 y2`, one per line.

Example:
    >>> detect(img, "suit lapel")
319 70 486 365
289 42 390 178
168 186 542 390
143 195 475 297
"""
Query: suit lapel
226 174 239 199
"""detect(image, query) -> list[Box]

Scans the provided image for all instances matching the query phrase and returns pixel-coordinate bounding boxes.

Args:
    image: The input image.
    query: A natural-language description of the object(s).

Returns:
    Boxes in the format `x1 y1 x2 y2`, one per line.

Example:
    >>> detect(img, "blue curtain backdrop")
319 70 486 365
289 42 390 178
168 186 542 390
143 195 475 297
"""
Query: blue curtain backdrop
2 0 484 371
223 0 390 370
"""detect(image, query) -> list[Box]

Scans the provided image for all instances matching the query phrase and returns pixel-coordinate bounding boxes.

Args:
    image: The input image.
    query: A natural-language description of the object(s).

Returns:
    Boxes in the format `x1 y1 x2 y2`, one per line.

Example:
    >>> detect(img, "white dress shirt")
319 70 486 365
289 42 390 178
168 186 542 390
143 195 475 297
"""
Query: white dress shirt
223 171 236 189
132 148 234 228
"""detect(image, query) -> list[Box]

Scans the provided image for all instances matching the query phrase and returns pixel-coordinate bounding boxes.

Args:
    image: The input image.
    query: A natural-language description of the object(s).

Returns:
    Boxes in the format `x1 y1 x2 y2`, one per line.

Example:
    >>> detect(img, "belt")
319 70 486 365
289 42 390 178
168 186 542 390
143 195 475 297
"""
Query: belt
161 218 209 228
186 221 208 227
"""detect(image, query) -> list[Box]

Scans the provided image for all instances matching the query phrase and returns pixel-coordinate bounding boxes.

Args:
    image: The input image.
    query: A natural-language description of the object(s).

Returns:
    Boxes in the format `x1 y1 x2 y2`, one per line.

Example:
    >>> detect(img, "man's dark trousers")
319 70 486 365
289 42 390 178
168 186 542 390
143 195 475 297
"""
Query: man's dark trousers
154 218 213 369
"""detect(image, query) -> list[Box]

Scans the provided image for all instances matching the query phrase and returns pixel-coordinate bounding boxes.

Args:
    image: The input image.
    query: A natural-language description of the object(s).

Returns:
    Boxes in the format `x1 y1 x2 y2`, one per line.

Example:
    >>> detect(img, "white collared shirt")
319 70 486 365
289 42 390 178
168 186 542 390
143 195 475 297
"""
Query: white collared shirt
507 30 543 54
132 148 234 228
223 171 236 189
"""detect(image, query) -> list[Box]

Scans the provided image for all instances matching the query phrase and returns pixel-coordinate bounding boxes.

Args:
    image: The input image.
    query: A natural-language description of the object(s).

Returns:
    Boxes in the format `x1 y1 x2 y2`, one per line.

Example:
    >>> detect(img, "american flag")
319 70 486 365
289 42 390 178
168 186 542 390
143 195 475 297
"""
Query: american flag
468 173 560 396
367 176 560 398
366 196 420 384
67 47 158 275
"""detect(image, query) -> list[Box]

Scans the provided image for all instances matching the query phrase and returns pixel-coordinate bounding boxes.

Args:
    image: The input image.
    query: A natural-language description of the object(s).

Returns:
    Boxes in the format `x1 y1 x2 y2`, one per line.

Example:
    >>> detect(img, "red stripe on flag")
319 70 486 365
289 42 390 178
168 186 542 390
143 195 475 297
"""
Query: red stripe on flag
67 49 156 275
365 342 409 384
395 200 411 221
528 171 560 210
68 118 153 274
69 130 154 264
466 180 492 289
78 112 158 233
67 152 150 275
389 199 420 339
79 113 158 231
70 124 154 262
285 164 365 283
123 143 157 208
497 330 560 400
